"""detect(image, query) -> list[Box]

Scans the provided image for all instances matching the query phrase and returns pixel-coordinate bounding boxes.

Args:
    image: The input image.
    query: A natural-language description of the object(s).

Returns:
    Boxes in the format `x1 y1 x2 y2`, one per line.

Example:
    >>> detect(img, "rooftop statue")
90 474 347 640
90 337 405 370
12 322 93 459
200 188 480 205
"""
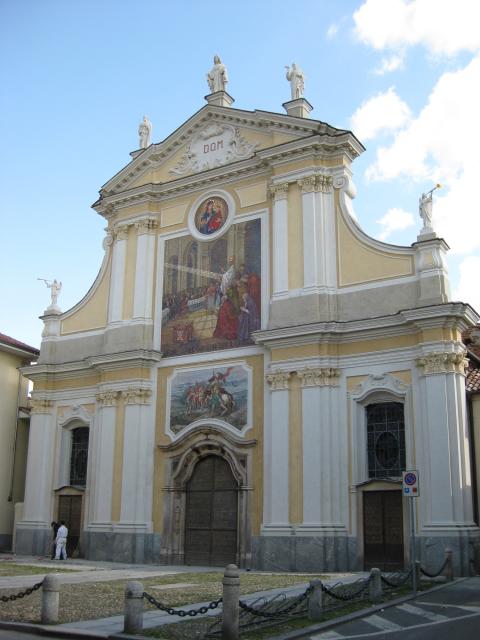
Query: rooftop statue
285 63 305 100
419 183 441 235
38 278 62 309
138 115 152 149
207 55 228 93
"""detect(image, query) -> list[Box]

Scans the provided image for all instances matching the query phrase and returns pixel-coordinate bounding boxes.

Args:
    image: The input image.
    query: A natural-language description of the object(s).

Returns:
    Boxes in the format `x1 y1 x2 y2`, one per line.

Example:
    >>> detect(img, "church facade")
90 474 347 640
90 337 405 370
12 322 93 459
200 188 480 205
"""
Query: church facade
17 62 479 573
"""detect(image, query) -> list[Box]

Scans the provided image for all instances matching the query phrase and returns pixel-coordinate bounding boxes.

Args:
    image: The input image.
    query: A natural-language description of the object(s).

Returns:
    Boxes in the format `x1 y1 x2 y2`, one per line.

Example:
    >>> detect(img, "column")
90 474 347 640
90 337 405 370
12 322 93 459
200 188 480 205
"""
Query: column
263 371 291 530
298 176 317 291
118 387 154 529
21 399 56 525
89 391 118 525
415 351 474 527
108 224 129 323
133 218 158 321
317 176 337 291
270 183 289 297
297 368 346 530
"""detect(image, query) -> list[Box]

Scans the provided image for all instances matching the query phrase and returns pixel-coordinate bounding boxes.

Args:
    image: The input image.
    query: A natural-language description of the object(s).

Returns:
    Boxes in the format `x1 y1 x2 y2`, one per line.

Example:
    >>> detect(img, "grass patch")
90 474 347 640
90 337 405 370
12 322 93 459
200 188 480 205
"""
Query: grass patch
0 571 327 625
0 563 75 577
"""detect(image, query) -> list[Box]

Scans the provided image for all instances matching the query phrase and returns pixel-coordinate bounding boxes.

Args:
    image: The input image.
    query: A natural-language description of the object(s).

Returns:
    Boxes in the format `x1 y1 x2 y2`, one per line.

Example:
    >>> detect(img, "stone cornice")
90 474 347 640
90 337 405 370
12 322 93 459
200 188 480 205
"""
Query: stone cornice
20 349 162 382
265 371 291 390
297 367 340 387
416 351 469 376
254 303 479 349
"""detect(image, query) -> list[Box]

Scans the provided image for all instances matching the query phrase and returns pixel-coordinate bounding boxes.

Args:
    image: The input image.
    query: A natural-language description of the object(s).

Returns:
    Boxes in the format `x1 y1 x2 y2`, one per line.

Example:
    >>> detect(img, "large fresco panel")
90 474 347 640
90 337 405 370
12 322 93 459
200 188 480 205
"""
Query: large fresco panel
161 218 261 357
167 364 251 435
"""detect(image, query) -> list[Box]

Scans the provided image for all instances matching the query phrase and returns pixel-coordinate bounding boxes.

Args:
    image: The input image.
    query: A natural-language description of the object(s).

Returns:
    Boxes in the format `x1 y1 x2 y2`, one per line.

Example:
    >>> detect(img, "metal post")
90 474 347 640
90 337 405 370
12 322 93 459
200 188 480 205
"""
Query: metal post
222 564 240 640
41 574 60 624
444 547 453 581
410 498 417 595
124 581 144 634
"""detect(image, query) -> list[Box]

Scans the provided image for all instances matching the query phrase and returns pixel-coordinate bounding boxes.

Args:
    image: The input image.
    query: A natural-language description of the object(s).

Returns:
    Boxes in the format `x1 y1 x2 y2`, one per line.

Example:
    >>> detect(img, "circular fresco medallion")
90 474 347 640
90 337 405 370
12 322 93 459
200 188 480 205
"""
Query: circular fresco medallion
194 196 228 236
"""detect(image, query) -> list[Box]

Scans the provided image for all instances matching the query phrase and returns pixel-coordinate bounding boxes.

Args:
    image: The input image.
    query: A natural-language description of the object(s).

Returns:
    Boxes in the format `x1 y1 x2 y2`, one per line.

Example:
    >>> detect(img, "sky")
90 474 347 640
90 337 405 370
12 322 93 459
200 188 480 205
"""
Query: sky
1 0 479 349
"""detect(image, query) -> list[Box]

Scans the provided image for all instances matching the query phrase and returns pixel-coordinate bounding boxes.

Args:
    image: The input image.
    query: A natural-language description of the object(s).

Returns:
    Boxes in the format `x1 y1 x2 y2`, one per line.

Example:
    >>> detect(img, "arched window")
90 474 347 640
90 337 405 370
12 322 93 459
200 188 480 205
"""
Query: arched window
366 402 405 479
69 427 89 487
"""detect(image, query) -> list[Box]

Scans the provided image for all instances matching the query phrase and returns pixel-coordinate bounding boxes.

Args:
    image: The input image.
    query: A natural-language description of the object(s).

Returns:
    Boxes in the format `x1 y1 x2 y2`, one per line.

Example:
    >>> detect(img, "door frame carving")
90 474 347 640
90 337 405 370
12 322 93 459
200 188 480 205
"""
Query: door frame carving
159 426 257 567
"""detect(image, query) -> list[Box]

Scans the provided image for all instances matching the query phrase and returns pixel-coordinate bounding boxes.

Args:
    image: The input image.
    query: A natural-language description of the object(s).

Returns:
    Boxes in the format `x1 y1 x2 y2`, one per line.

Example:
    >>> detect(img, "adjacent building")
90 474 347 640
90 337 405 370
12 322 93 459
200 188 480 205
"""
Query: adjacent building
17 62 480 573
0 333 39 551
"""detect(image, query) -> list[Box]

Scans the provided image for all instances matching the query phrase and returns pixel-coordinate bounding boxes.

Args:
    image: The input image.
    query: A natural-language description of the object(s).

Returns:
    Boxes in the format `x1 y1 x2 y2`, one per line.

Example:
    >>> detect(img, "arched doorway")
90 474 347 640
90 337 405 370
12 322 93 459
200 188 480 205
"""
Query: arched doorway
184 455 238 566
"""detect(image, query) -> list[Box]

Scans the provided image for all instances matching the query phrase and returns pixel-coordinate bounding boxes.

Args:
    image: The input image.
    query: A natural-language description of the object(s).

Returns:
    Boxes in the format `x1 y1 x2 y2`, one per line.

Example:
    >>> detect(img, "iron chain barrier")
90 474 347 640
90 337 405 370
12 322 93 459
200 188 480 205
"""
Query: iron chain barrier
321 575 372 601
143 591 222 617
419 557 448 578
238 585 313 618
0 580 44 603
380 569 413 588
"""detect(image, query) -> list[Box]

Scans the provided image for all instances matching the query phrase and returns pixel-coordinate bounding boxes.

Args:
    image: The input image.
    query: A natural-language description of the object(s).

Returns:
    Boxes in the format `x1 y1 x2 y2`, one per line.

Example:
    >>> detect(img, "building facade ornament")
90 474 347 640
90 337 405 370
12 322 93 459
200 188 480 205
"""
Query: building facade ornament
114 224 130 241
265 371 291 391
297 367 340 388
416 351 468 376
285 63 305 100
96 390 119 407
138 115 152 149
122 387 152 404
30 398 54 414
170 123 257 176
297 175 316 193
102 228 114 249
206 55 228 93
135 217 158 235
269 182 289 201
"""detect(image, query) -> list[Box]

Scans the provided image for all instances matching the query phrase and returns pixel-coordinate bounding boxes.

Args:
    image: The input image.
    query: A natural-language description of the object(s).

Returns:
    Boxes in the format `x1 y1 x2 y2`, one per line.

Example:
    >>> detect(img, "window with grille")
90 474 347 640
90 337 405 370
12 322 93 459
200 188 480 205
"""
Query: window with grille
366 403 405 479
69 427 89 486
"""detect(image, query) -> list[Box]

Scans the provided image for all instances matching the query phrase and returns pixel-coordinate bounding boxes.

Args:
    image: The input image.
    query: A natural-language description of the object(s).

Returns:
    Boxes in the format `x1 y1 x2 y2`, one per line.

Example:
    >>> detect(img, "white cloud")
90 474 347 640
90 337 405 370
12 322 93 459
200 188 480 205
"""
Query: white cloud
350 87 411 141
364 54 480 256
376 207 415 241
326 23 339 39
353 0 480 56
375 53 404 75
454 256 480 312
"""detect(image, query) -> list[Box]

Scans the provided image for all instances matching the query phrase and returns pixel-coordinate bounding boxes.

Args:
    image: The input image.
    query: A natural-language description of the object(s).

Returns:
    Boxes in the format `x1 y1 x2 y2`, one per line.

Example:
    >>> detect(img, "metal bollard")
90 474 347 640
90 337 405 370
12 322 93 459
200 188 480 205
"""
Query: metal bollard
124 581 144 634
414 560 421 586
444 548 453 581
368 568 382 603
308 579 323 620
222 564 240 640
41 573 60 624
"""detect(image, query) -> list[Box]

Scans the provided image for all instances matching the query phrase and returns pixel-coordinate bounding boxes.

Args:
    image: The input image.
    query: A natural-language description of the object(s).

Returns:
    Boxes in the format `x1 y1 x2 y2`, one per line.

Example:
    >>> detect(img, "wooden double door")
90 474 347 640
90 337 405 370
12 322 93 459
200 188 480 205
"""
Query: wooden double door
184 456 238 566
363 490 404 570
58 495 82 557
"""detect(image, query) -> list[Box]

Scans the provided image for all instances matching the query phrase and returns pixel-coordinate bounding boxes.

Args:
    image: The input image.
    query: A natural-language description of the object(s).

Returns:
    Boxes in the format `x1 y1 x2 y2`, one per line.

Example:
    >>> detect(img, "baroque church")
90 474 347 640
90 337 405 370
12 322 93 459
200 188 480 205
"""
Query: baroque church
17 58 479 574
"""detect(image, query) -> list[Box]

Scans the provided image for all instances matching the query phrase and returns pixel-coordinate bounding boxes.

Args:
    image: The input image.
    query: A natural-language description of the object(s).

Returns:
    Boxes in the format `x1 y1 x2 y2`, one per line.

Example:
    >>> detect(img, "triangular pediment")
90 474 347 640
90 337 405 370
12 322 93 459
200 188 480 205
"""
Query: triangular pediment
96 104 358 201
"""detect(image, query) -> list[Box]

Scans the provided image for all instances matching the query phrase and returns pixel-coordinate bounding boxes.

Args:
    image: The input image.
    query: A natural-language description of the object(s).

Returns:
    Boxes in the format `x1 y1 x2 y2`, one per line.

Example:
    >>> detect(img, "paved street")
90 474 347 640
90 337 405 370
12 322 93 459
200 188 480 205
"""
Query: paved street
302 578 480 640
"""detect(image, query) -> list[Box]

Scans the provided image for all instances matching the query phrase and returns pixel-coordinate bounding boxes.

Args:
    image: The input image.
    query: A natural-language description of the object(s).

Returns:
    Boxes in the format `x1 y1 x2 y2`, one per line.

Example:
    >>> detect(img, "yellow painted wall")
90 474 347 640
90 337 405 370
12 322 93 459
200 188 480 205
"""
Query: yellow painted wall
122 226 137 320
61 261 111 334
289 373 303 524
336 209 414 286
111 398 126 522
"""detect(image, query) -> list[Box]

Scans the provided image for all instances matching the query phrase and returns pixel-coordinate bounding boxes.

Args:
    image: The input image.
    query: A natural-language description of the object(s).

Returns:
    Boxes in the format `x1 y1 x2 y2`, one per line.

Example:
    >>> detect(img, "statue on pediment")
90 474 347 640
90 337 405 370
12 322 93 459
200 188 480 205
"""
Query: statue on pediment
419 184 441 234
138 116 152 149
207 55 228 93
38 278 62 309
285 63 305 100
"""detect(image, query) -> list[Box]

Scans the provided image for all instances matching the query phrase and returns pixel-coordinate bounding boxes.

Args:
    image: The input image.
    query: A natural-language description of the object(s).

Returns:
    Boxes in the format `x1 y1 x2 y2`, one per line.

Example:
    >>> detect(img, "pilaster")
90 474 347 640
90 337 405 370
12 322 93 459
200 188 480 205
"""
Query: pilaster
269 183 289 298
133 218 158 321
413 237 451 305
262 371 291 531
108 224 129 324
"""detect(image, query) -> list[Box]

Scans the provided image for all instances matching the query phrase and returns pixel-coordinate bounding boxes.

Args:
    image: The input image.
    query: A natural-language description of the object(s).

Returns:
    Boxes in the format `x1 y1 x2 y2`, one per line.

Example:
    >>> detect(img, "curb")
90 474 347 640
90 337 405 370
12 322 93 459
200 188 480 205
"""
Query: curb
0 619 108 639
273 578 467 640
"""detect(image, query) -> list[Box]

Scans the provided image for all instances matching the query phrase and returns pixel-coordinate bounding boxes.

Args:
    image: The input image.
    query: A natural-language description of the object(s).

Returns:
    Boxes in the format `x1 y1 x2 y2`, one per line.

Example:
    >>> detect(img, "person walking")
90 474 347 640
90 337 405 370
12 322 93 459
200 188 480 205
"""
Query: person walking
54 520 68 560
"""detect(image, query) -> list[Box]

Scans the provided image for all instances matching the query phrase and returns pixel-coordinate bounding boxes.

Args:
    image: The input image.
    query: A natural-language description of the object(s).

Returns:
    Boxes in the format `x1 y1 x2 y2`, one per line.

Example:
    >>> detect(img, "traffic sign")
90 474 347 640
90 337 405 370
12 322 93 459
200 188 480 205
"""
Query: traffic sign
402 470 420 497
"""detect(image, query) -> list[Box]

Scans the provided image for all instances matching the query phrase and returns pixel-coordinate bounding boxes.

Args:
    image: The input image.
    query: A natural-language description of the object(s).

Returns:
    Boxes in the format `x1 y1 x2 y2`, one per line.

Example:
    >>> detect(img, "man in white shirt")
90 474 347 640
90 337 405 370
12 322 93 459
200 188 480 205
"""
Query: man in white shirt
54 520 68 560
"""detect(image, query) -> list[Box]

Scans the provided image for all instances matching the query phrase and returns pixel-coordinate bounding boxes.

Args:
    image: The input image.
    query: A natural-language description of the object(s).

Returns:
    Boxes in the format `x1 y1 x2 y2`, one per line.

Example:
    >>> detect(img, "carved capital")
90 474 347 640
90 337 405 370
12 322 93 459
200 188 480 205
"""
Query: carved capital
265 371 291 390
30 398 54 414
122 387 152 404
269 182 289 201
114 224 129 241
96 390 119 407
297 175 316 193
135 217 158 235
297 367 341 387
416 351 468 376
317 175 333 193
